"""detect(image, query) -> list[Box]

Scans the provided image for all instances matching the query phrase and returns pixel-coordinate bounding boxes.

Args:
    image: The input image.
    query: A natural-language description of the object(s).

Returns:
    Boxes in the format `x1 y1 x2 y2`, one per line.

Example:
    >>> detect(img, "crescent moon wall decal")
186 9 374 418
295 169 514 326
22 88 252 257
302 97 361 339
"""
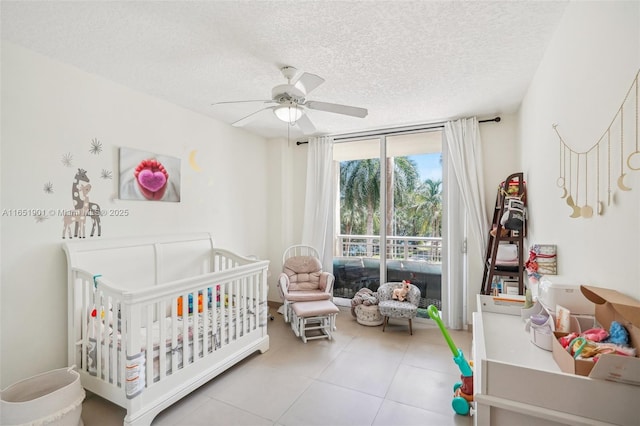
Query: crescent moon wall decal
627 151 640 171
566 195 575 207
189 150 202 172
617 173 632 191
597 201 604 215
560 187 568 199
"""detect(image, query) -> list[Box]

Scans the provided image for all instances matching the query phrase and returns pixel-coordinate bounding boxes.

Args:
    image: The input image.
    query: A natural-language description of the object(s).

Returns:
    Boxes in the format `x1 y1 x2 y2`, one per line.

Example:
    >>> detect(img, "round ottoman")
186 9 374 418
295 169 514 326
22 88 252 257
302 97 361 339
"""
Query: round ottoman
354 304 384 326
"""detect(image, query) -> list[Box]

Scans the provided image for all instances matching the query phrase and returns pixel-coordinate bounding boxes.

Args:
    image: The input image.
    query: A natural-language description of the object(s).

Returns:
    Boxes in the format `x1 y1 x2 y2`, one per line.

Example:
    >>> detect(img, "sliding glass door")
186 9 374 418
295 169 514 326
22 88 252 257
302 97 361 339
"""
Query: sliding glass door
332 130 443 317
333 138 381 299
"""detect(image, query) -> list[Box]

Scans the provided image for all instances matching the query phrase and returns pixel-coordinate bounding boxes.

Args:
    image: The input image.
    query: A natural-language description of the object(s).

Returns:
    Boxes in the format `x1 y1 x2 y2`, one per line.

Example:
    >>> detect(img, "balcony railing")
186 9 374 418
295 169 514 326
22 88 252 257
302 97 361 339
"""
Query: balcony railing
333 234 443 313
336 234 442 263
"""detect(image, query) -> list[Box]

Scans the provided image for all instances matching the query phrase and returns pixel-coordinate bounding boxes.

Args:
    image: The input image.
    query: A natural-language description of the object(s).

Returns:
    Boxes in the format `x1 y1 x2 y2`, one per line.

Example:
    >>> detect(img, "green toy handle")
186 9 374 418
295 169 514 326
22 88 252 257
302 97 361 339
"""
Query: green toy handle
427 304 457 356
427 304 473 378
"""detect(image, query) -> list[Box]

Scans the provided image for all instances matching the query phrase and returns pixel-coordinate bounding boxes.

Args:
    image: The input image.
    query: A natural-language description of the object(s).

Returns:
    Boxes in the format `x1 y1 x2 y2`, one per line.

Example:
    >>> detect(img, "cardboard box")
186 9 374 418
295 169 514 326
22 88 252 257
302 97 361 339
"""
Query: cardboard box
551 285 640 386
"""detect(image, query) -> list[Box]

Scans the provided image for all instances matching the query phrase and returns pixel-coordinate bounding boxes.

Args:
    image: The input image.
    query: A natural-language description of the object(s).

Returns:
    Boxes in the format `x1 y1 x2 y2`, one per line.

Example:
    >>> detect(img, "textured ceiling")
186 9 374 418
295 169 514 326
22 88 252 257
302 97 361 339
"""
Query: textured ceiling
1 1 568 140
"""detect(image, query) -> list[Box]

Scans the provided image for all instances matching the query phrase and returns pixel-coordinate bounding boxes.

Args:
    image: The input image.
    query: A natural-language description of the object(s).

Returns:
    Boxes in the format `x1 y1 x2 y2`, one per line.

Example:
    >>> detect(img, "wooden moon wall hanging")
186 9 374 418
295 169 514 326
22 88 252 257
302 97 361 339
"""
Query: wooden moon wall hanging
553 68 640 219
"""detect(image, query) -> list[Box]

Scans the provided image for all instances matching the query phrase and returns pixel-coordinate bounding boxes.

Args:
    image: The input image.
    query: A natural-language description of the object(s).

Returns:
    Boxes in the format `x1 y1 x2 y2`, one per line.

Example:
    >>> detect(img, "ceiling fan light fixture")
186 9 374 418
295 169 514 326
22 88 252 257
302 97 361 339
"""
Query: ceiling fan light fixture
273 105 303 123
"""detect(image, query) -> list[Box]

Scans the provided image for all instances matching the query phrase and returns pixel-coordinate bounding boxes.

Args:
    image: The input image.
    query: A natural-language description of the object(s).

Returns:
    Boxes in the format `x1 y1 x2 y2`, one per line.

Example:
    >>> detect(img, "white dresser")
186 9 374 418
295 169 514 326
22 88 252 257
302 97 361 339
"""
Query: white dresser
472 295 637 425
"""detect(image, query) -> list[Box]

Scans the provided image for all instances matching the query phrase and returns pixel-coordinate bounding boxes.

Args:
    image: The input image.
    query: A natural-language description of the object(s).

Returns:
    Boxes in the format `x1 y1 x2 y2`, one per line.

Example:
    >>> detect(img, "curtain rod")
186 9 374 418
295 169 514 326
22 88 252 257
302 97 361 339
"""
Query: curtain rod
296 116 501 145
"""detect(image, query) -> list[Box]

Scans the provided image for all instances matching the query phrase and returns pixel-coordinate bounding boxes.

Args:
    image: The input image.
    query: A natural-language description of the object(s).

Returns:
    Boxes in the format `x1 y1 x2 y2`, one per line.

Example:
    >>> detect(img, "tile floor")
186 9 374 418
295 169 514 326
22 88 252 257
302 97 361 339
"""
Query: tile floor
81 306 474 426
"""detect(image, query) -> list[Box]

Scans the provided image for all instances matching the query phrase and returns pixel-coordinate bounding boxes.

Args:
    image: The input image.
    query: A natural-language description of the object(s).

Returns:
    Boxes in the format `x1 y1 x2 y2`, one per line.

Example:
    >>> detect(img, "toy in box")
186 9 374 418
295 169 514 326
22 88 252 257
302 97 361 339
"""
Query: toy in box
551 285 640 386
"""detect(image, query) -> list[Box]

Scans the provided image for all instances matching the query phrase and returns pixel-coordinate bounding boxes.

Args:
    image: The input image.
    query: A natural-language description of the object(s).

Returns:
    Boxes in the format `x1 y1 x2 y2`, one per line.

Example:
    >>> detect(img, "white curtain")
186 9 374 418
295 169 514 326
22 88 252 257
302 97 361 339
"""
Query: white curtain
443 117 488 329
301 136 334 272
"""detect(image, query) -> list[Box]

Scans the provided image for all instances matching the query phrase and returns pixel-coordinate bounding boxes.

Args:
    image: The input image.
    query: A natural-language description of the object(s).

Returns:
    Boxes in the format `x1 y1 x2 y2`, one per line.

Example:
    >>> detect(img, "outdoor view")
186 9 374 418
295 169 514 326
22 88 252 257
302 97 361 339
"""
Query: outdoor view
332 133 443 316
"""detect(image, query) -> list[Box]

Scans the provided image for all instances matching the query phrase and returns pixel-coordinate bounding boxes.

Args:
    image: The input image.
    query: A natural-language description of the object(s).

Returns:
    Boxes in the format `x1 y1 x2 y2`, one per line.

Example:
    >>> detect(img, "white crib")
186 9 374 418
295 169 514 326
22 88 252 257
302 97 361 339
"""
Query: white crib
63 233 270 426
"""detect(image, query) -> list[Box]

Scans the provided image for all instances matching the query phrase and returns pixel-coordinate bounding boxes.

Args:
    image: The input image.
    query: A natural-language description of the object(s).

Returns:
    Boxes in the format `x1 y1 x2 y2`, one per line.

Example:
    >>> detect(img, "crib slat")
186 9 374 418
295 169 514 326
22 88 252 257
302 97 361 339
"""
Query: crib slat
251 273 257 331
95 293 103 379
221 282 227 347
232 279 237 341
103 294 111 382
158 300 167 382
119 306 126 390
241 278 246 336
145 305 153 388
202 287 209 357
180 291 190 368
231 280 236 341
171 299 179 376
110 300 118 385
233 280 238 341
212 285 219 350
248 274 253 332
101 297 111 384
192 290 200 362
81 276 89 375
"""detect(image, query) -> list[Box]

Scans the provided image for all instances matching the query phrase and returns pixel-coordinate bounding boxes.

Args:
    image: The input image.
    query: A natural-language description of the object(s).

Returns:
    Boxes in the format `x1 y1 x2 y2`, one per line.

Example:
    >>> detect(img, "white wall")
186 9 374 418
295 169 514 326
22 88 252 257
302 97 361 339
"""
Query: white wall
519 1 640 299
465 113 520 321
480 114 520 224
265 137 309 302
0 42 269 387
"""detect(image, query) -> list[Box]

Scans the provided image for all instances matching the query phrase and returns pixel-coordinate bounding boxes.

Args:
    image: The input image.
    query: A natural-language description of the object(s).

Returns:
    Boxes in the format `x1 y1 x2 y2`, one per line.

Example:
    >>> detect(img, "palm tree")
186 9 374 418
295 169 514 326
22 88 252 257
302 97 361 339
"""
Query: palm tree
411 179 442 237
340 157 419 256
386 157 419 257
341 159 380 238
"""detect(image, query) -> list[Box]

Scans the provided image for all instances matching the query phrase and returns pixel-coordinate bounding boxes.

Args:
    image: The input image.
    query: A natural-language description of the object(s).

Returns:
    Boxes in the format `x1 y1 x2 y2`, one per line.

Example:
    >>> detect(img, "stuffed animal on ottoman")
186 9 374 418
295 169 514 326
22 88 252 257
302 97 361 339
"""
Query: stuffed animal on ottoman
392 280 411 302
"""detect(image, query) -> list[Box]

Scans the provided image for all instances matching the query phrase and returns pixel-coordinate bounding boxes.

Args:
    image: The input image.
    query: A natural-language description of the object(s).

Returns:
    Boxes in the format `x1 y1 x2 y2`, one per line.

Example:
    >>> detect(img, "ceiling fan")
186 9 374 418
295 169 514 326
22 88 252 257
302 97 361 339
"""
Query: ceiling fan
211 66 368 134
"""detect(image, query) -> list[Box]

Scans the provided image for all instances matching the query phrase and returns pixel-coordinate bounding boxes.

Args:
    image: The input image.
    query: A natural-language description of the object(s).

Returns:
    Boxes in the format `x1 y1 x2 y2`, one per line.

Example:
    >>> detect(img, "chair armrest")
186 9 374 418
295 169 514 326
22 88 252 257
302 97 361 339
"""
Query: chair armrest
277 273 290 301
408 285 421 306
319 272 335 295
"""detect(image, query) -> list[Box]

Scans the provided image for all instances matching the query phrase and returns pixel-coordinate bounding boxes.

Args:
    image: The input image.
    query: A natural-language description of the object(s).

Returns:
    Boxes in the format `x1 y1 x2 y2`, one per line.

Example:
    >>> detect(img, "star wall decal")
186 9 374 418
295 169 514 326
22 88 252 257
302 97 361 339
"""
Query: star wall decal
90 138 103 155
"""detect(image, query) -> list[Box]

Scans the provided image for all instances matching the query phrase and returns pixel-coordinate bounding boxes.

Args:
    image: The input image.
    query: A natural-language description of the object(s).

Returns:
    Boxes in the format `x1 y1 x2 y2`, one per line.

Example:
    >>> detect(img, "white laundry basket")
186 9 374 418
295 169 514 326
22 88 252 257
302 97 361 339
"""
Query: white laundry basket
1 367 85 426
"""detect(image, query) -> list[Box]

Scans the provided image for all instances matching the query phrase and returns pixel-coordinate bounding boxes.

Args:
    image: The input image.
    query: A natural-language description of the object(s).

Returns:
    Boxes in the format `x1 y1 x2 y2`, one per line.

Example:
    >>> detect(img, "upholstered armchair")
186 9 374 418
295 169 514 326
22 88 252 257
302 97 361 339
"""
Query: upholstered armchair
277 245 335 323
377 282 421 335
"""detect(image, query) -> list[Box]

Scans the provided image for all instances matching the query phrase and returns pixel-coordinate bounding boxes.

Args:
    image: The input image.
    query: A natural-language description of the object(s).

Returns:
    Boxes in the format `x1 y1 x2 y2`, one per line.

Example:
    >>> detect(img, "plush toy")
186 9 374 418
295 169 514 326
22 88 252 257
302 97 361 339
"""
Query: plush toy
392 280 411 302
606 321 630 345
350 288 379 317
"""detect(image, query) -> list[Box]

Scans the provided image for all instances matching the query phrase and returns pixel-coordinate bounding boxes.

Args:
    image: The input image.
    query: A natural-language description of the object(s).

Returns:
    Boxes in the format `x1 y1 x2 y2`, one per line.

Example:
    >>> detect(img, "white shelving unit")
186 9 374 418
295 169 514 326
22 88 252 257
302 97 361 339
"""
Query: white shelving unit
472 295 637 425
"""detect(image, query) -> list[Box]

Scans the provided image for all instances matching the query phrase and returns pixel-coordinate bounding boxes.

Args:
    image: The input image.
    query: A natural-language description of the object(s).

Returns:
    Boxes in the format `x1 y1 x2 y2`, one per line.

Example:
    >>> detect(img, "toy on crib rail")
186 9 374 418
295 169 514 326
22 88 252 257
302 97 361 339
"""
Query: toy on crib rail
89 305 115 337
427 305 474 416
392 280 411 301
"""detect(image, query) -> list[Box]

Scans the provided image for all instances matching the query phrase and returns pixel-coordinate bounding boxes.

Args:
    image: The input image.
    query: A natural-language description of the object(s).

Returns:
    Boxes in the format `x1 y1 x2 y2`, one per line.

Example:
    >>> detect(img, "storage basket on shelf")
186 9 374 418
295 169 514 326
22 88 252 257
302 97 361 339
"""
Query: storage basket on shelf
1 367 85 426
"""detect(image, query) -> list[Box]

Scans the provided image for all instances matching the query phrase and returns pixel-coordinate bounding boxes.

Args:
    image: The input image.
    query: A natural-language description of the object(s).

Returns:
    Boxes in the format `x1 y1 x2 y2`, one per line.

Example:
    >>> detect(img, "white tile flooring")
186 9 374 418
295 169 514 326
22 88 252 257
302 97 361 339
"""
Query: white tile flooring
81 306 474 426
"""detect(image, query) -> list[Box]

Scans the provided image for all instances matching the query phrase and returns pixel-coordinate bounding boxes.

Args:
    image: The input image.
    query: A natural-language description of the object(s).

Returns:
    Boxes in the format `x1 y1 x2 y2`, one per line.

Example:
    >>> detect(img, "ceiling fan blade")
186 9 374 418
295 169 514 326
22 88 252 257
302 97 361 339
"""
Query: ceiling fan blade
293 72 325 95
232 107 275 127
305 101 368 118
212 100 276 106
295 114 316 134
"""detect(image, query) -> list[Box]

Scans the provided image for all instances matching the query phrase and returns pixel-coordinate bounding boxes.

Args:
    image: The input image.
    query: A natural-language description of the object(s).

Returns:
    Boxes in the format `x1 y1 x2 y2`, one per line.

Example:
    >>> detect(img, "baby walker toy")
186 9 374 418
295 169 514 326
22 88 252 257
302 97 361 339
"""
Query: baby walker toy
427 305 474 416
